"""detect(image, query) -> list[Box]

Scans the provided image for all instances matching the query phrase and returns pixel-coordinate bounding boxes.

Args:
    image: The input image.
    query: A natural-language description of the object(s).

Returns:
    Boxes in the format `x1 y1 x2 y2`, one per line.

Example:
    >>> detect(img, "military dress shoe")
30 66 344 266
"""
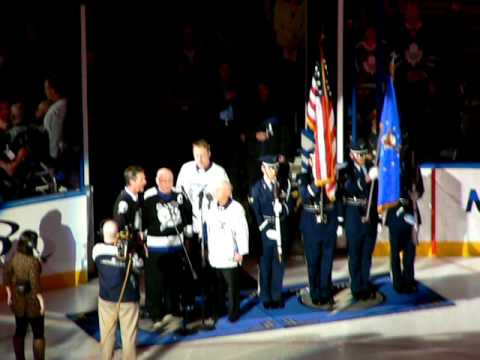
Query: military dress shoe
228 313 240 322
319 296 334 306
393 282 404 293
271 300 284 309
311 298 321 306
360 289 376 300
351 291 362 301
403 283 418 293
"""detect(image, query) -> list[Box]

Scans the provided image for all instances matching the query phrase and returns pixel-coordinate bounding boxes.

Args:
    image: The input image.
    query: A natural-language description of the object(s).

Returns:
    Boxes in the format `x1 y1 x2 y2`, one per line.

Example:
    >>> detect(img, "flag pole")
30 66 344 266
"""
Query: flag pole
337 0 344 163
317 53 328 222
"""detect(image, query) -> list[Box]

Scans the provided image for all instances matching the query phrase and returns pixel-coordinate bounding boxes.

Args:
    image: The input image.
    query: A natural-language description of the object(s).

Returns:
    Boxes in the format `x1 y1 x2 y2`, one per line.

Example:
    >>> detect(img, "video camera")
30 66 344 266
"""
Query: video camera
116 227 134 260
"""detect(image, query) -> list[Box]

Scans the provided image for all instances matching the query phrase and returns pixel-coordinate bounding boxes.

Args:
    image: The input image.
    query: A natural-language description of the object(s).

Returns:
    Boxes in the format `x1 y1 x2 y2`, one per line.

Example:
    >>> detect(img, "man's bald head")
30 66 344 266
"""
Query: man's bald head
156 168 174 194
215 180 233 206
102 220 119 244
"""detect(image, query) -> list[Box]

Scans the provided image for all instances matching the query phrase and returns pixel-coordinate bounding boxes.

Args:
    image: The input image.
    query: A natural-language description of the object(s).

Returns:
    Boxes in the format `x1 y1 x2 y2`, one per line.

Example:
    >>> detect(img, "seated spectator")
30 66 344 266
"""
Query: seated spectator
0 99 52 200
22 100 56 196
0 99 29 200
8 100 28 142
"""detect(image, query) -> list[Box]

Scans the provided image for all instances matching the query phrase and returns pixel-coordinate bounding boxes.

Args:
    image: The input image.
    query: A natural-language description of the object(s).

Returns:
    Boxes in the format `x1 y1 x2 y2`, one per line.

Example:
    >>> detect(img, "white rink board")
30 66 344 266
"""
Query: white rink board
435 168 480 242
0 193 89 283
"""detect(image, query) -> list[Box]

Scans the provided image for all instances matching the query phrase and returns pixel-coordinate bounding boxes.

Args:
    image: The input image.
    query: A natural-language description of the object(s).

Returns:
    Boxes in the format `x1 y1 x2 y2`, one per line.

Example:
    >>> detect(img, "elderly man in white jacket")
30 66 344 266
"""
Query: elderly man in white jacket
205 180 249 322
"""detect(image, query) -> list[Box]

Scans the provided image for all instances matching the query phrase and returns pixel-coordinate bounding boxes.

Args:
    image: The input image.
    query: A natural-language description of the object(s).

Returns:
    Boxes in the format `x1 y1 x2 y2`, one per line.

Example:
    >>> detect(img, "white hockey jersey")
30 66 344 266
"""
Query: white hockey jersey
176 161 229 237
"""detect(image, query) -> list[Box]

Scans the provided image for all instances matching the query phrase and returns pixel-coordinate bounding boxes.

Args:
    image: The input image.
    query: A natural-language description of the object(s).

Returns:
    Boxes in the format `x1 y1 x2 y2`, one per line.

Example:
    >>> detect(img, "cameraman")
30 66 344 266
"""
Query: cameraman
93 220 143 360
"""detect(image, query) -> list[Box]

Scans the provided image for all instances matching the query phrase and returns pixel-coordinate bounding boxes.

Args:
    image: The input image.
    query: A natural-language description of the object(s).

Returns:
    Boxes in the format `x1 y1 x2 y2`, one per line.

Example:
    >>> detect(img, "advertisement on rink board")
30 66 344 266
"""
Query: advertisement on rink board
0 193 89 291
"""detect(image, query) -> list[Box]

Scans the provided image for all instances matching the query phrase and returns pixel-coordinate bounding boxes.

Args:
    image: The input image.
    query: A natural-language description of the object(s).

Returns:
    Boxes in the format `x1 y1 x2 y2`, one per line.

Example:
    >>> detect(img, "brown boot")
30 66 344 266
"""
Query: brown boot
13 336 25 360
33 338 45 360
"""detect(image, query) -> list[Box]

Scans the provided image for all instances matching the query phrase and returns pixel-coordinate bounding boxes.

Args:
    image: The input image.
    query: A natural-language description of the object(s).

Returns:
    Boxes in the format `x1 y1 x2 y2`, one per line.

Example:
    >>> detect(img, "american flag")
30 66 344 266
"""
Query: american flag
304 60 337 201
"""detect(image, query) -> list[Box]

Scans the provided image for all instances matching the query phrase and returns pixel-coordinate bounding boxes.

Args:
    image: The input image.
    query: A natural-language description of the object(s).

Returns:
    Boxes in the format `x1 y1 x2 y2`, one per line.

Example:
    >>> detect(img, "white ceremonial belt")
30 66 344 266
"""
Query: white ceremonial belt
147 234 182 248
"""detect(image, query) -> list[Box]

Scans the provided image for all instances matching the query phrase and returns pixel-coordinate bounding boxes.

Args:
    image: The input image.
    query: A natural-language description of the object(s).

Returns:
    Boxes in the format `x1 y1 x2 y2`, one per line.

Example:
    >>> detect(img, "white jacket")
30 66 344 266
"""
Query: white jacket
205 199 249 269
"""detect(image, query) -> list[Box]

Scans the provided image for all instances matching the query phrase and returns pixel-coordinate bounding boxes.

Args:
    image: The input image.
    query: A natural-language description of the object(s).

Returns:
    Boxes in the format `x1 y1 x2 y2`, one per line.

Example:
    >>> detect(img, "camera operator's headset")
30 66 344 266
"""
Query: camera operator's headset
99 219 135 347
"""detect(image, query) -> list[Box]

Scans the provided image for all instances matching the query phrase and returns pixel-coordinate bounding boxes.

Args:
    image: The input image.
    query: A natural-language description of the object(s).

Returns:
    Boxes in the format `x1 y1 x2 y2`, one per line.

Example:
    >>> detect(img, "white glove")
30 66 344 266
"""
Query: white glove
377 223 383 234
404 214 417 227
132 254 144 271
266 229 280 241
183 225 193 238
368 166 378 180
336 225 344 237
273 200 283 215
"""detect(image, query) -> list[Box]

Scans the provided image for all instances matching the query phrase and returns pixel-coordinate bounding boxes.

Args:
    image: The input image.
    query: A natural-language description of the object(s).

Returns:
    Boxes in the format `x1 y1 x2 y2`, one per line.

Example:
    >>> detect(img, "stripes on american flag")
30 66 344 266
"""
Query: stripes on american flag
304 60 337 201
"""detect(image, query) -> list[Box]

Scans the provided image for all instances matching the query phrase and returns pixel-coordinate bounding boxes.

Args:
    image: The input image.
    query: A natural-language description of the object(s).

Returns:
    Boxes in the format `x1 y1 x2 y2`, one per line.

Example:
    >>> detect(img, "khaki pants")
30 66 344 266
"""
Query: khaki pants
98 297 139 360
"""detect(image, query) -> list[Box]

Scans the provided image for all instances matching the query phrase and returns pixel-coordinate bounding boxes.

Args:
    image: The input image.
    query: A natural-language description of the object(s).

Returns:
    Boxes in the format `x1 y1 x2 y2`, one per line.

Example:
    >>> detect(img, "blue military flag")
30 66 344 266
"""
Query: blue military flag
377 77 401 213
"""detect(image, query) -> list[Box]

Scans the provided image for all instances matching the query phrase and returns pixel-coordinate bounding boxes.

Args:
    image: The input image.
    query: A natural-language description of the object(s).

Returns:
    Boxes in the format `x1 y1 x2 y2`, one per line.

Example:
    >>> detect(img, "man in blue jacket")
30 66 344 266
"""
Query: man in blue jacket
93 219 143 360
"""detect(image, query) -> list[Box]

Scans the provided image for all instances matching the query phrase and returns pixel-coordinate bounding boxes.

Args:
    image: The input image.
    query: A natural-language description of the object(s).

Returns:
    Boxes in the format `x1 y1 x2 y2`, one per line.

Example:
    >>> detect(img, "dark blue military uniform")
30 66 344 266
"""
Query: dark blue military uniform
298 171 339 304
249 167 293 308
386 145 424 293
342 159 378 300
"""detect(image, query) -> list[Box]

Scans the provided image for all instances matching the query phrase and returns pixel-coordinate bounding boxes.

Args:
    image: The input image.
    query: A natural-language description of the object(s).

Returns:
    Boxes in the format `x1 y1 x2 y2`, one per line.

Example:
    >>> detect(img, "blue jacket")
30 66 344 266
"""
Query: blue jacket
92 243 143 302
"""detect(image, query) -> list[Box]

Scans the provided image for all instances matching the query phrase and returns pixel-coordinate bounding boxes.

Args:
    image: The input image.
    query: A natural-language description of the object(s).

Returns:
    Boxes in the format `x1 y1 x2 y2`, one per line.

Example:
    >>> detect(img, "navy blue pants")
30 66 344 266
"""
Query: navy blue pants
345 206 377 295
259 237 285 303
300 210 337 301
387 209 416 288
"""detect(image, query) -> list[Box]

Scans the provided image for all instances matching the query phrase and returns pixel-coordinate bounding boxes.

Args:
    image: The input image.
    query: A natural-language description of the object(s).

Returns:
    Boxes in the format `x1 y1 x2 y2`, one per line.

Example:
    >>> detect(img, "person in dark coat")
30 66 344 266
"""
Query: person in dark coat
249 155 293 308
386 144 424 293
342 140 379 300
